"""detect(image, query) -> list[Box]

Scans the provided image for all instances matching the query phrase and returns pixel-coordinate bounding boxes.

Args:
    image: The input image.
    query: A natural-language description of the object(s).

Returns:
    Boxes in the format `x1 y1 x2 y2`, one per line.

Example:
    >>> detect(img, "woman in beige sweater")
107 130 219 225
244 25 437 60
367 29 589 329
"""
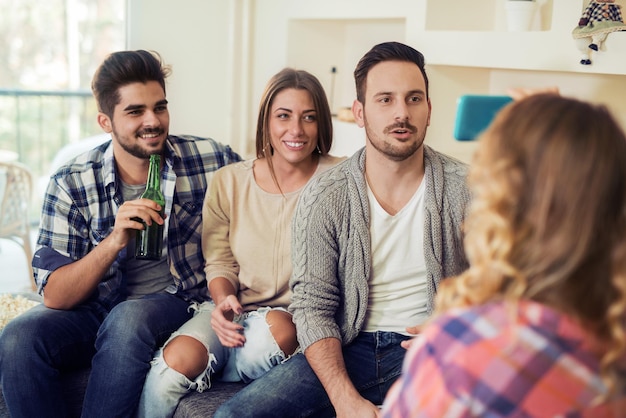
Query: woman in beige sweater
138 68 344 417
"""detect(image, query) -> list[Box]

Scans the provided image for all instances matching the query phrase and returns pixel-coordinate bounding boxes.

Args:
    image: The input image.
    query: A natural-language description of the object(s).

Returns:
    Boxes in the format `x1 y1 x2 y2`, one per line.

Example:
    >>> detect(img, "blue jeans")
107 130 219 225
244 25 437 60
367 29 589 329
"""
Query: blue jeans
0 293 191 418
139 303 292 418
214 331 410 418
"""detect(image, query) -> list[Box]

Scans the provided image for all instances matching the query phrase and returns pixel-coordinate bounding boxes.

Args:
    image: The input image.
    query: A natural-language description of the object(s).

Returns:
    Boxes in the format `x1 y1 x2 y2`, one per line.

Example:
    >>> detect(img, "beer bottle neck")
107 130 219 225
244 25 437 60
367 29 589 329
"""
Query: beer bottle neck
141 154 164 205
146 154 160 190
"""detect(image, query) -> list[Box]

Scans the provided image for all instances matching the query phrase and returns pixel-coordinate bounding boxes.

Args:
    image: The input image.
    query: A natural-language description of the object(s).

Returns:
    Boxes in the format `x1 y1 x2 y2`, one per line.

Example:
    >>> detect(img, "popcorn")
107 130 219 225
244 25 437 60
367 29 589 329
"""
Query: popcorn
0 294 40 330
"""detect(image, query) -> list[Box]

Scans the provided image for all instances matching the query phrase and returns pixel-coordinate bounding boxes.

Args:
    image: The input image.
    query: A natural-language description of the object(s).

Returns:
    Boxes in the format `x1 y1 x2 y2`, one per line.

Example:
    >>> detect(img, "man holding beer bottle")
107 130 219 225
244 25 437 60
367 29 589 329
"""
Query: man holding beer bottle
0 50 241 418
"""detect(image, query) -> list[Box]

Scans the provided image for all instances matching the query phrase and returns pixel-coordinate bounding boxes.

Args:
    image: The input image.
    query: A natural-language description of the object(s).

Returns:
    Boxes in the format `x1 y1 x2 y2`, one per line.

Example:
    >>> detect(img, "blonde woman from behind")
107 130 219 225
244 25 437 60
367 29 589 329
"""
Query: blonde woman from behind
382 94 626 417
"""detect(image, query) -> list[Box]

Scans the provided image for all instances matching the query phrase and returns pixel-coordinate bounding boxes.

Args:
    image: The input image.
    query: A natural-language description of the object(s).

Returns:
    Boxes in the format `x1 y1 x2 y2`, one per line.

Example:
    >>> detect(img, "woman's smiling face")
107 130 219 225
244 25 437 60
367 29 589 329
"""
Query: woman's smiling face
268 88 319 166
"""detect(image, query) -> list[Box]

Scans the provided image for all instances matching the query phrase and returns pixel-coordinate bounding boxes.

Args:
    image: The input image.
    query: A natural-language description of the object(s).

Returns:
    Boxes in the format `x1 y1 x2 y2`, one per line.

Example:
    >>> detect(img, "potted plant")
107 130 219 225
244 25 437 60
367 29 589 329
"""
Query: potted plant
505 0 538 31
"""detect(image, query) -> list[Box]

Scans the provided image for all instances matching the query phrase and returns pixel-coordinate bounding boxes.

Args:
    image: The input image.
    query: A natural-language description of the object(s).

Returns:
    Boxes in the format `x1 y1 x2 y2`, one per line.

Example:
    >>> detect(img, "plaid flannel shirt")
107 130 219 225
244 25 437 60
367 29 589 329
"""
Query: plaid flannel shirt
382 300 626 417
33 134 241 310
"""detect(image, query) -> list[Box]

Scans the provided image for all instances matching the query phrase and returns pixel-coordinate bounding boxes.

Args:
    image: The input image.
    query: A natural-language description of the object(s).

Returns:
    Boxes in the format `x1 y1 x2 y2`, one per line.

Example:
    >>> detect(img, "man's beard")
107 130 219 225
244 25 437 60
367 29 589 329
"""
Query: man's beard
364 119 425 162
112 126 166 159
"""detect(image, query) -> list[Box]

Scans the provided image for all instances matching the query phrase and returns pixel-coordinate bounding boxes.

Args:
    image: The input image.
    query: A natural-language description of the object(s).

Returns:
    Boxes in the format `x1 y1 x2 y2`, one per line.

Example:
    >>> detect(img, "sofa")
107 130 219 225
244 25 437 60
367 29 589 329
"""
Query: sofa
0 368 246 417
0 292 246 417
0 135 250 417
0 134 247 417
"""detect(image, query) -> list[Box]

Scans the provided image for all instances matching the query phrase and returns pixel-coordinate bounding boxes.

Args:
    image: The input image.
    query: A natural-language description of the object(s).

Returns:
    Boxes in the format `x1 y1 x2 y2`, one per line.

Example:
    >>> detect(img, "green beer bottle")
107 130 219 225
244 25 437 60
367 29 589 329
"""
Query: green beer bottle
135 154 165 260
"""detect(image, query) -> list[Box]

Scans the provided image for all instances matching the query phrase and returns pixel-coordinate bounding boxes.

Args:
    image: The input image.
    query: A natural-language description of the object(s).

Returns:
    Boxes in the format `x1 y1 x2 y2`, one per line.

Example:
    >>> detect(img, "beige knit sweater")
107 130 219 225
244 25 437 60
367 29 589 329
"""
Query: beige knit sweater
201 155 344 311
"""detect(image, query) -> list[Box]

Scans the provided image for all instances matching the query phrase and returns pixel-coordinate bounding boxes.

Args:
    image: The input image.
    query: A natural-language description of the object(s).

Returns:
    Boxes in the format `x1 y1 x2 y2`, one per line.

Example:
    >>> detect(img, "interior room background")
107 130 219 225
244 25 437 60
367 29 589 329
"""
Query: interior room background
128 0 626 163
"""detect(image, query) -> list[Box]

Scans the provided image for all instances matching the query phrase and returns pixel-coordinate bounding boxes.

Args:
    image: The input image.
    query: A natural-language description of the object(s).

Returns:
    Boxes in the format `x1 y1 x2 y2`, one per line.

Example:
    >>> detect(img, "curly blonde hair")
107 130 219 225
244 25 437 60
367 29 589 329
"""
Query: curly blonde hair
437 94 626 397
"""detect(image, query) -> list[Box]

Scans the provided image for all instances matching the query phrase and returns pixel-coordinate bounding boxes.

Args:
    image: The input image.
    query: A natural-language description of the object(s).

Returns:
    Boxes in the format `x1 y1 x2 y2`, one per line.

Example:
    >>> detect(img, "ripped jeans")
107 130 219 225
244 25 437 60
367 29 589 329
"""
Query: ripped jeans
138 301 293 418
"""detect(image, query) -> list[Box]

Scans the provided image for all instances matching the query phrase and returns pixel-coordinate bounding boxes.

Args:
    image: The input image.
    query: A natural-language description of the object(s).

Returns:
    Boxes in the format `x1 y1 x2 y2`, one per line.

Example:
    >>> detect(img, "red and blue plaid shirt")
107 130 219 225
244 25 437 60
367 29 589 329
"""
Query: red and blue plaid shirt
382 300 626 417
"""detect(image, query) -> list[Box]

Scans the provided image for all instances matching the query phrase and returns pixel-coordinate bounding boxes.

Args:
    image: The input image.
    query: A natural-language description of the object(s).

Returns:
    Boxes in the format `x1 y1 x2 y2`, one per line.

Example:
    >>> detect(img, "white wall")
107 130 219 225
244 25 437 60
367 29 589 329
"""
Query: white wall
127 0 240 150
127 0 626 162
126 0 412 158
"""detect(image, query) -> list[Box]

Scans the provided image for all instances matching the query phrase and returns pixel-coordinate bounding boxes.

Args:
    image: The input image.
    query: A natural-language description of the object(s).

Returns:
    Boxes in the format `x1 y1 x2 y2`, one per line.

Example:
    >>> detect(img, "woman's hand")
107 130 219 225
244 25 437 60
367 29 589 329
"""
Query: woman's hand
211 295 246 347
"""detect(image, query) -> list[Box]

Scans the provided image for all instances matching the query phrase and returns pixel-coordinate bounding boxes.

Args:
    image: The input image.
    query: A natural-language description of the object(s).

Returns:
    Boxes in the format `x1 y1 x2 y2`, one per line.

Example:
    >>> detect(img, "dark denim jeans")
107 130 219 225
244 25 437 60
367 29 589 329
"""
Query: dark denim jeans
214 331 410 418
0 293 191 418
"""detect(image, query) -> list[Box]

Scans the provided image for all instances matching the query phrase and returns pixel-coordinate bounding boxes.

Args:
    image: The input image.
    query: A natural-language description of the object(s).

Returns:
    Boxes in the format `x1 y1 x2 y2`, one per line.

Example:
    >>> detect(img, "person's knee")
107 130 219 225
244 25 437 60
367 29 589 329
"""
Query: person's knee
265 310 298 356
0 314 41 362
163 335 208 379
0 322 24 362
101 301 143 334
99 300 160 346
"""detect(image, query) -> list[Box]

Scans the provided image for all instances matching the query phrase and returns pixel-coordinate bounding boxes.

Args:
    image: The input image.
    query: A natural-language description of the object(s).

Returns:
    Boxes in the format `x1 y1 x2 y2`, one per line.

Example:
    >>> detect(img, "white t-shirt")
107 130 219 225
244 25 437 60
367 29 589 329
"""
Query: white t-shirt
363 178 429 334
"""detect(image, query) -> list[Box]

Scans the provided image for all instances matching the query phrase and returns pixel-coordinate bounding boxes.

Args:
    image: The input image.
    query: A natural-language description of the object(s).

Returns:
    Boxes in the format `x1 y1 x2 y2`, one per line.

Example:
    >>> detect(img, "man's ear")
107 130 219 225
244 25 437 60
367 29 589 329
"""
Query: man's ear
352 99 365 128
97 112 113 133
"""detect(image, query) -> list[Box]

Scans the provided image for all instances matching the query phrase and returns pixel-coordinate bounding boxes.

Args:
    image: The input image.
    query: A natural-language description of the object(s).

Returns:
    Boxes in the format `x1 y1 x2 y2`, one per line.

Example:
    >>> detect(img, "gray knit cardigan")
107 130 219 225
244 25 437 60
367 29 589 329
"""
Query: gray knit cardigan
289 146 471 351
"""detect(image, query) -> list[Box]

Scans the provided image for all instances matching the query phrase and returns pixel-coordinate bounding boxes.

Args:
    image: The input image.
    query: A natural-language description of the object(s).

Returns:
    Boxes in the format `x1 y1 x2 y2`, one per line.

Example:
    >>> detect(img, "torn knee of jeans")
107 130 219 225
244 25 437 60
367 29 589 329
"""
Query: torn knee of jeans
195 353 217 393
281 346 301 364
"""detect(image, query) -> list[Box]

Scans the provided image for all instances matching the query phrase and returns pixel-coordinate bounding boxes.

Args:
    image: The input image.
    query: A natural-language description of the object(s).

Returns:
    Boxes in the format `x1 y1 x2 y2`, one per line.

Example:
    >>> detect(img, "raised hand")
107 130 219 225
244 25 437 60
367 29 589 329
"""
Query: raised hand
211 294 246 347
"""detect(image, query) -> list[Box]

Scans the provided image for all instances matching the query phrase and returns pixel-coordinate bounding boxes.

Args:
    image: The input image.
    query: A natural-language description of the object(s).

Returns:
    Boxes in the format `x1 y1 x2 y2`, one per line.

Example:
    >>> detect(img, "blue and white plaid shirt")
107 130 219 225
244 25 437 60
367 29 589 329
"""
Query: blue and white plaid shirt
33 134 242 311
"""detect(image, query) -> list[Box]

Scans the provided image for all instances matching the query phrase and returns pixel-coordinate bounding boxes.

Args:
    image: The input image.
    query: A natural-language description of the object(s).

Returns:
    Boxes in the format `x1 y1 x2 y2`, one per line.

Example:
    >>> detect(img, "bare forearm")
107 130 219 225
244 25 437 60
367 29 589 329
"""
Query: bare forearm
43 234 125 309
208 277 237 306
305 338 376 417
42 198 165 309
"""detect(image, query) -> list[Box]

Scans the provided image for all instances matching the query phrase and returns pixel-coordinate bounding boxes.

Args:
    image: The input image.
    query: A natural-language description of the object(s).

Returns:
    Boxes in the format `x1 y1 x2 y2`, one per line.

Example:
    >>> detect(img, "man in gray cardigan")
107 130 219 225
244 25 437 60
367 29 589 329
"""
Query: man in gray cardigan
215 41 470 418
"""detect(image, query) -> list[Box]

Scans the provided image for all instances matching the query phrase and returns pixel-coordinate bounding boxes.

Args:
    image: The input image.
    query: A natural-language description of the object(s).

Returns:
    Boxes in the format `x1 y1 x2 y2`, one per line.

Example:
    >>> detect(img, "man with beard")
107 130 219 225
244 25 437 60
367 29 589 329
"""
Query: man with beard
215 42 470 418
0 50 241 418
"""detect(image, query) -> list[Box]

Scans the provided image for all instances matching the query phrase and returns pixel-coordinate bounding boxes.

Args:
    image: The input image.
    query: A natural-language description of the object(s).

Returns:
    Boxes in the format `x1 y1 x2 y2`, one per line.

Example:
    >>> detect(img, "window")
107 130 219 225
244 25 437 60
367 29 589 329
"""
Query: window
0 0 126 220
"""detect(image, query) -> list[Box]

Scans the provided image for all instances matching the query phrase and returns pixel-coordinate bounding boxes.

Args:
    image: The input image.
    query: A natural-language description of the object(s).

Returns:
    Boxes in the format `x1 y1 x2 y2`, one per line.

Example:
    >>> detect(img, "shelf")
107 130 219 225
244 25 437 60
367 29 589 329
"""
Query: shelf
413 30 626 75
425 0 553 32
405 0 625 76
281 0 626 164
285 0 623 77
